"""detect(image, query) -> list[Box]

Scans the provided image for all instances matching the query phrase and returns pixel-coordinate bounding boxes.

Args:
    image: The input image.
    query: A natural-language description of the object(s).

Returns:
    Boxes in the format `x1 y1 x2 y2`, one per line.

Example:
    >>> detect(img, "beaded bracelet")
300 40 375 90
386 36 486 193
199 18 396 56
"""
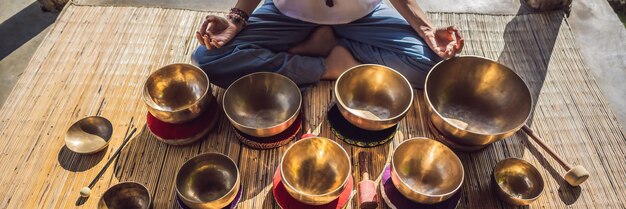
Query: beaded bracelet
227 8 249 27
229 8 250 21
226 13 248 27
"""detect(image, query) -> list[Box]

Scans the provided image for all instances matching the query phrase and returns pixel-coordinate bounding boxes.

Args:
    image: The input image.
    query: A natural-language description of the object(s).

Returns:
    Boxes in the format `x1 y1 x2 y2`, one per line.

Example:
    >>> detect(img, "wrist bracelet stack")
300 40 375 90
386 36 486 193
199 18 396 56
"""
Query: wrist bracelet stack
227 8 250 27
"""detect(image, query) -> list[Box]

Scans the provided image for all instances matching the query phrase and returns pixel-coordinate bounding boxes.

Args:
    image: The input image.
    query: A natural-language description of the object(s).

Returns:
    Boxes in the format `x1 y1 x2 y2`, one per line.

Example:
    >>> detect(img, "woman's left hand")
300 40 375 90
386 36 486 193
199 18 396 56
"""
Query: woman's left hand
422 26 464 59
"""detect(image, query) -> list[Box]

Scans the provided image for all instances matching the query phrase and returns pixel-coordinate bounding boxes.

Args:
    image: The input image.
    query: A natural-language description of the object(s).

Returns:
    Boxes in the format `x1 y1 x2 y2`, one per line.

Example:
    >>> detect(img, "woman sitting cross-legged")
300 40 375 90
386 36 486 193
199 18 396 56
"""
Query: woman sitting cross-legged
191 0 464 89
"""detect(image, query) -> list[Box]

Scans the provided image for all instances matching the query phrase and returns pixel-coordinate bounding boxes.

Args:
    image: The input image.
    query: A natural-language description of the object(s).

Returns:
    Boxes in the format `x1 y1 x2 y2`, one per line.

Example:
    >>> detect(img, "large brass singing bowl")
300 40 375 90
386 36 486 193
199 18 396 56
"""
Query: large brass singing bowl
493 158 544 205
391 138 464 204
223 72 301 137
335 64 413 131
280 137 351 205
64 116 113 154
176 153 240 209
143 63 211 124
98 182 151 209
425 56 532 146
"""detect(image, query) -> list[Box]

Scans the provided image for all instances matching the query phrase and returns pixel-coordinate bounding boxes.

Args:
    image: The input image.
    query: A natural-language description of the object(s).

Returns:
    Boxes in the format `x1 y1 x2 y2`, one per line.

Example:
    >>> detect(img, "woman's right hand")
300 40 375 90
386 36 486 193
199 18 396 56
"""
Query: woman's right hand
196 15 243 50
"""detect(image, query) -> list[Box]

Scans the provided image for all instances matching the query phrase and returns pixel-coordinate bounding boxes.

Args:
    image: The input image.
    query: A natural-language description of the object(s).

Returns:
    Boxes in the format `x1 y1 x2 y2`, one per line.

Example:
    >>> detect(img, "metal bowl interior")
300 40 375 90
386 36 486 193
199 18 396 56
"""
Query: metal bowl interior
223 72 301 137
175 153 239 208
280 137 351 205
391 138 463 203
335 64 413 130
64 116 113 154
143 63 209 112
98 182 151 209
493 158 544 205
425 56 532 135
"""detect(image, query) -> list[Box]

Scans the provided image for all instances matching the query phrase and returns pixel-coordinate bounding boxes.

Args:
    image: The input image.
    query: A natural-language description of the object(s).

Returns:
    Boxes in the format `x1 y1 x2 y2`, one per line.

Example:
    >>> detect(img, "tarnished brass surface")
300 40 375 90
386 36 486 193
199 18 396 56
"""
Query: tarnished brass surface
98 182 151 209
143 63 211 124
493 158 544 205
335 64 413 131
425 56 532 146
64 116 113 154
176 153 240 209
280 137 351 205
223 72 301 137
391 138 464 204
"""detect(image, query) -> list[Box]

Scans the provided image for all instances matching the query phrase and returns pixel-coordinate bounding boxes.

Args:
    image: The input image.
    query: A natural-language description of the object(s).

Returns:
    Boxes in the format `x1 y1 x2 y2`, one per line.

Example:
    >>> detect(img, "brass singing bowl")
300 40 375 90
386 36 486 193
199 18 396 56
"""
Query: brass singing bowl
223 72 301 137
143 63 211 124
335 64 413 131
280 137 351 205
176 153 240 209
493 158 544 205
64 116 113 154
425 56 532 146
391 138 464 204
98 182 151 209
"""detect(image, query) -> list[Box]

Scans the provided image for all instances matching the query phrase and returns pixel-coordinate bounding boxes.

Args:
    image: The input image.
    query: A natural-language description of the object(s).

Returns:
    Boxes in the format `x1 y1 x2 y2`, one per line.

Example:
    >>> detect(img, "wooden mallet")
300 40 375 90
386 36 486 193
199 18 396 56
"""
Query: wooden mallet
522 125 590 186
358 152 378 209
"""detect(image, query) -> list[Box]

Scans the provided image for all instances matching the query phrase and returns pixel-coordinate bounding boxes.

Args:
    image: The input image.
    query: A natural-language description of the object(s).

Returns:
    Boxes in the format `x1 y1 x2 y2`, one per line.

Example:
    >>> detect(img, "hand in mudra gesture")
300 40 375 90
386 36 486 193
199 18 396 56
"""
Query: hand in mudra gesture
423 26 464 59
195 15 243 50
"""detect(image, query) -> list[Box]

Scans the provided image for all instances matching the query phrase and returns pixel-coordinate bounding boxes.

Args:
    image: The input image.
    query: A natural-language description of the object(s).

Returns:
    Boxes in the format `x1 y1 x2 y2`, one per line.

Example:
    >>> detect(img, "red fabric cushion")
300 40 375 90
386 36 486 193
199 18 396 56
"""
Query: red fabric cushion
147 97 217 140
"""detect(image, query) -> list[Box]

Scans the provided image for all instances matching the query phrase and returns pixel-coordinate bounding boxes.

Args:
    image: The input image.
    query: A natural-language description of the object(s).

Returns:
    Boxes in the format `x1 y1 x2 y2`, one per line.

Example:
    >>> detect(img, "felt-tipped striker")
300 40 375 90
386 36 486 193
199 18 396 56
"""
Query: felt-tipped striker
358 152 378 209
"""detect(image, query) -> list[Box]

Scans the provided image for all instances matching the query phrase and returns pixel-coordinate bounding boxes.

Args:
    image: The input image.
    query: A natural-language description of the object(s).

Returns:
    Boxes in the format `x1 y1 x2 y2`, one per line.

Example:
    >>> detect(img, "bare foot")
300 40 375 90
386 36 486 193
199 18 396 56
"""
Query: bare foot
288 26 337 57
322 45 359 80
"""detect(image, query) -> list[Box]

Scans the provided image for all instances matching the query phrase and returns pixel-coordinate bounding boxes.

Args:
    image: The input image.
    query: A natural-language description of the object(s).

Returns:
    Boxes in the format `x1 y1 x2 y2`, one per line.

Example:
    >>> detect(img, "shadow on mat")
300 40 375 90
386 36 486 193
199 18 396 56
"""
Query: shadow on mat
113 125 170 204
238 145 290 204
0 2 58 60
58 145 106 172
498 7 582 205
498 7 563 109
525 141 582 205
261 187 278 207
447 6 572 208
113 124 223 208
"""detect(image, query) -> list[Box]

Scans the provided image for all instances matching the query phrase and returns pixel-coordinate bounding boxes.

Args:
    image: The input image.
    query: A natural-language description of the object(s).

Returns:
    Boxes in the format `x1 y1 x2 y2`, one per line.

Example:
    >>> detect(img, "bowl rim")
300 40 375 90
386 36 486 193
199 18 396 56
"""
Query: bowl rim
222 72 302 130
334 64 414 123
279 137 352 199
391 137 464 198
64 116 113 154
174 152 240 204
492 157 545 201
423 55 534 136
99 181 152 209
142 63 211 112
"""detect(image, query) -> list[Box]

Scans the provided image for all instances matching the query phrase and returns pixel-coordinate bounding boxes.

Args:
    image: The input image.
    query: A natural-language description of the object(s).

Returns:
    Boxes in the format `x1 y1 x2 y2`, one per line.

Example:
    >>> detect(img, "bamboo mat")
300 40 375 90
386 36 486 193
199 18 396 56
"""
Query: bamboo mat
0 3 625 209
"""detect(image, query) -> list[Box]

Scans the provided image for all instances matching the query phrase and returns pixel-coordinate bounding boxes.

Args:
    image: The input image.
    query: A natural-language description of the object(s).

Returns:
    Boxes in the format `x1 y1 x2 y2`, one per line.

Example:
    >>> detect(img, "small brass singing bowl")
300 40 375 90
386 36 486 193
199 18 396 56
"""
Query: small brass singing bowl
335 64 413 131
391 138 464 204
64 116 113 154
280 137 351 205
143 63 211 124
98 182 151 209
493 158 544 205
223 72 301 137
176 153 240 209
425 56 532 146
